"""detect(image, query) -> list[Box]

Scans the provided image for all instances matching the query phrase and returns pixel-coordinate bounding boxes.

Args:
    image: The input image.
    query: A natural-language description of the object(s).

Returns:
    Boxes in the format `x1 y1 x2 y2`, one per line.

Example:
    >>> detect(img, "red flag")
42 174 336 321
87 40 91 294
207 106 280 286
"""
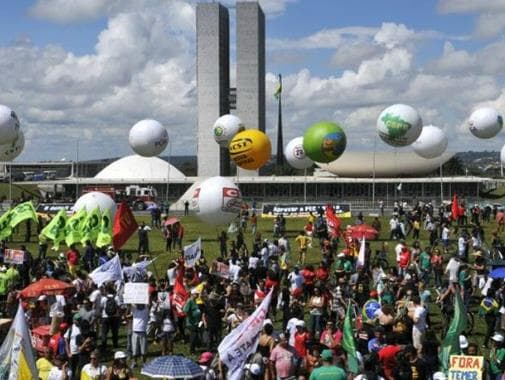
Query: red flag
325 204 341 237
451 194 459 221
173 264 188 317
112 202 138 250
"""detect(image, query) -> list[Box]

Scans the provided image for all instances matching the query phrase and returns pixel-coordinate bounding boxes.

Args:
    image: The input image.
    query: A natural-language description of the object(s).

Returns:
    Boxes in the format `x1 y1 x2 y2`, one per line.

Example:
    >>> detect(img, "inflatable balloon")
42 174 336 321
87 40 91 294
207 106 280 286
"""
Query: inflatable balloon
412 125 448 159
376 104 422 147
229 129 271 170
0 130 24 161
213 114 245 148
0 105 20 145
129 119 168 157
191 176 243 225
74 191 117 218
303 121 347 163
501 145 505 166
468 107 503 139
284 136 314 169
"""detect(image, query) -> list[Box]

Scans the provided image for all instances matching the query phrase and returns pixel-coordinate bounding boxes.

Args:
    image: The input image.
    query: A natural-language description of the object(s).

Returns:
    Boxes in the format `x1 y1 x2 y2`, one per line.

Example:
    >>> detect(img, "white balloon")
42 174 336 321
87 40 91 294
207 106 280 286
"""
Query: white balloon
500 145 505 166
213 114 245 148
129 119 168 157
412 125 448 159
191 176 242 225
376 104 423 147
73 191 117 218
468 107 503 139
0 105 20 144
284 136 314 169
0 130 24 161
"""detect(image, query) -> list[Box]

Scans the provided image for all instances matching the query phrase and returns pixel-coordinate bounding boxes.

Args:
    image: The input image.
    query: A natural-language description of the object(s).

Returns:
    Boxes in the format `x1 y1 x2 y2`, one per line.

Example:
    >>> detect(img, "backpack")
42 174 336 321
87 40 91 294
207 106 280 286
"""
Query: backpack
105 297 118 316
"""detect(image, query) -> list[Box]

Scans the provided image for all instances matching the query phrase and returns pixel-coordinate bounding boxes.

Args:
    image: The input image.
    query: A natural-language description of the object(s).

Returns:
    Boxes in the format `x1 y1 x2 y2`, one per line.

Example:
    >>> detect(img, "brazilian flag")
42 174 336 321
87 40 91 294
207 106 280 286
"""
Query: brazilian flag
80 208 101 245
65 208 87 247
39 209 67 248
96 209 112 248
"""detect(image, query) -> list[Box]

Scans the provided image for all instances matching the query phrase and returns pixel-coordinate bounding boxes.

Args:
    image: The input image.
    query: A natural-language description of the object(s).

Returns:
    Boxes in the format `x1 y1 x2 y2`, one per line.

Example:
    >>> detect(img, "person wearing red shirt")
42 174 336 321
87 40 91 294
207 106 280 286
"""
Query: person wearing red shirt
398 247 411 277
254 280 267 306
293 321 310 359
301 265 316 299
378 334 403 380
315 263 329 282
66 244 80 278
319 321 342 349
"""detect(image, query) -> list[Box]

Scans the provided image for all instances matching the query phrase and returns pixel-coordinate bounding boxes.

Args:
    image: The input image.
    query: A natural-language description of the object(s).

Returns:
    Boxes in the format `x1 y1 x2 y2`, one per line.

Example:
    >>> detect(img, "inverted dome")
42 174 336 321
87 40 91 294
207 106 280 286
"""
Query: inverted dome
95 155 185 180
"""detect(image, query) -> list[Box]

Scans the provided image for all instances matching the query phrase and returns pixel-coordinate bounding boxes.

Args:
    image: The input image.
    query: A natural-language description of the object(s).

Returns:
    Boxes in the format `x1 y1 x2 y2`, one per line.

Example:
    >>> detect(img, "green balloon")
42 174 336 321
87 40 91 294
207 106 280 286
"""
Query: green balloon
303 121 347 163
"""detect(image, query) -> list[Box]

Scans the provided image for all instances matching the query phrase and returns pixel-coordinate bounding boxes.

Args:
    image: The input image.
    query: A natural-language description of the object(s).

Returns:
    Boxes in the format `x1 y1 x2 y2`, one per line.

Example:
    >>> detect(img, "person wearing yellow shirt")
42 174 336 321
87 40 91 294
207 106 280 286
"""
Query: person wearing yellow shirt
295 231 309 265
36 348 54 380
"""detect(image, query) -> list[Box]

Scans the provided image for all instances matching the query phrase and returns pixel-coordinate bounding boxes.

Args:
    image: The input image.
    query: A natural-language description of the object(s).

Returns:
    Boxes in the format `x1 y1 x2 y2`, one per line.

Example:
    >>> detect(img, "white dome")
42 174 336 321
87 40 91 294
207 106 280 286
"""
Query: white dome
95 155 186 180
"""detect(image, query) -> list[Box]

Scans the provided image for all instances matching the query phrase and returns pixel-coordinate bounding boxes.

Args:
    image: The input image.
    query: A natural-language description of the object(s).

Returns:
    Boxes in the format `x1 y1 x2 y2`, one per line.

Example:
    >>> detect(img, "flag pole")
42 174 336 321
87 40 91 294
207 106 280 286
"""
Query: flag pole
303 168 307 203
439 162 443 205
276 74 284 167
372 135 377 209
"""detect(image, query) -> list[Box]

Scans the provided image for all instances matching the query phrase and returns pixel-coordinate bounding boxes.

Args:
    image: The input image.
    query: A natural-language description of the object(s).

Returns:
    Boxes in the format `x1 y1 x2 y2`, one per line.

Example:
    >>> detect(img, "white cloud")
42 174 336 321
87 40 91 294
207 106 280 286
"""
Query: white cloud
29 0 110 23
438 0 505 37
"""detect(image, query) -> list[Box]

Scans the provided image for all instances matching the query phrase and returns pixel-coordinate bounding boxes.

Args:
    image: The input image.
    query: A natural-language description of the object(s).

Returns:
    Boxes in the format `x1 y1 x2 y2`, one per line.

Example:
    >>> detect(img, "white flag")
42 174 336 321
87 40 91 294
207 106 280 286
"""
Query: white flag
397 183 402 191
0 304 38 379
218 289 274 380
90 254 123 286
357 237 366 268
184 238 201 267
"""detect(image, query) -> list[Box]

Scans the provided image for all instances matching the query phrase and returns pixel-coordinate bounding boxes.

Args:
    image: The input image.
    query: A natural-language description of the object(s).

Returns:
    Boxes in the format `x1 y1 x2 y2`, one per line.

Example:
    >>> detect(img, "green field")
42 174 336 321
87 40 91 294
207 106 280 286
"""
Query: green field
8 212 497 377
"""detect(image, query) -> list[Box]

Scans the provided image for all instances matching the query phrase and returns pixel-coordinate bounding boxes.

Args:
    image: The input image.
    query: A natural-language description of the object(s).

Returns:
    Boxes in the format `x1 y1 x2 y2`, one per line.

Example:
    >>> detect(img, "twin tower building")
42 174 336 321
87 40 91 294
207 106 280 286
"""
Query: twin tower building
196 2 266 177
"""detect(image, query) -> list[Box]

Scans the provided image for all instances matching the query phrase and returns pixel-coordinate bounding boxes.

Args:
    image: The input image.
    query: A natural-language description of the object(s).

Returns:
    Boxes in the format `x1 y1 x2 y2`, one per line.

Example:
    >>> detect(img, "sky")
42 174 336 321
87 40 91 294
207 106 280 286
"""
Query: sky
2 0 505 161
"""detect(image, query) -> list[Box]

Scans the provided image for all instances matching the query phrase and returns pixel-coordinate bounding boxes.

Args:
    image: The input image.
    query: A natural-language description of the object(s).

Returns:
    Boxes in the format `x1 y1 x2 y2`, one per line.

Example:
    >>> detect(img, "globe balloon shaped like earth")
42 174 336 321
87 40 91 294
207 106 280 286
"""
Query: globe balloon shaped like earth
303 121 347 163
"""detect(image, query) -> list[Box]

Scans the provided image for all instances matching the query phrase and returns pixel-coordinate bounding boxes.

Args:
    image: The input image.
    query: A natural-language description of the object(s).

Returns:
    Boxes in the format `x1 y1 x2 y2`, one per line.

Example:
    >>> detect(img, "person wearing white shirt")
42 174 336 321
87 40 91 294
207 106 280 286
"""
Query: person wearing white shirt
445 257 461 283
411 295 427 352
395 241 405 264
248 255 259 269
100 292 121 349
441 224 450 247
228 260 241 282
287 267 304 294
131 303 150 366
47 356 72 380
80 350 106 380
166 262 178 287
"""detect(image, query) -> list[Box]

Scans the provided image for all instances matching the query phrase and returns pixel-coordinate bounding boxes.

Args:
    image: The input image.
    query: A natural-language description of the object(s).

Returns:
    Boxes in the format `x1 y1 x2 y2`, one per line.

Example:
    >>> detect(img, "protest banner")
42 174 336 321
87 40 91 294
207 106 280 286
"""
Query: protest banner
4 249 24 264
448 355 483 380
261 202 351 218
123 283 150 304
218 289 273 380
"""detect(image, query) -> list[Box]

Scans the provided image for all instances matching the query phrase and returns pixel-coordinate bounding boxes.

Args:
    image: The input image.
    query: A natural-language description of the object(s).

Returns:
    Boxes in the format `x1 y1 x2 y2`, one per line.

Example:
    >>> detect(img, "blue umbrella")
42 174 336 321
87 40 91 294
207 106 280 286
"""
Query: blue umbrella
490 267 505 279
141 356 204 379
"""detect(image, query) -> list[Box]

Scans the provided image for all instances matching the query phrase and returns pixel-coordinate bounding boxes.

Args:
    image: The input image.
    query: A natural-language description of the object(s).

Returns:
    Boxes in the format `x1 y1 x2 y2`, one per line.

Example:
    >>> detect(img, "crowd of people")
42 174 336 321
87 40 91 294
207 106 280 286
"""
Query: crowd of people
1 199 505 379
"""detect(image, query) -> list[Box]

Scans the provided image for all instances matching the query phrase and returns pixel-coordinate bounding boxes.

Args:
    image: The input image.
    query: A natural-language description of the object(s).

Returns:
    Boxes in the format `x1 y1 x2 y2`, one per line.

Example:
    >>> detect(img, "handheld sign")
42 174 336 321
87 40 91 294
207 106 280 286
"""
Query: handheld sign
449 355 483 380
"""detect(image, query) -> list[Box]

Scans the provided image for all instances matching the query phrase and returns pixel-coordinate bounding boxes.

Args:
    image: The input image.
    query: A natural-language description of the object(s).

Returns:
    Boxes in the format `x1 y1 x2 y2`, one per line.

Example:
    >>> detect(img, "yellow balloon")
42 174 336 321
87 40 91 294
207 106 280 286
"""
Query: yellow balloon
229 129 271 170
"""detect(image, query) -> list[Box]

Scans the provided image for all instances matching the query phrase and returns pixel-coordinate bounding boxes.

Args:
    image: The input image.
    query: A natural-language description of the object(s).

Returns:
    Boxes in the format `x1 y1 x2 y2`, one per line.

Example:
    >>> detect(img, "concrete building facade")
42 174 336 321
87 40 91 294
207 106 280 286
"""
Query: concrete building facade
196 1 265 177
236 2 266 176
196 3 230 177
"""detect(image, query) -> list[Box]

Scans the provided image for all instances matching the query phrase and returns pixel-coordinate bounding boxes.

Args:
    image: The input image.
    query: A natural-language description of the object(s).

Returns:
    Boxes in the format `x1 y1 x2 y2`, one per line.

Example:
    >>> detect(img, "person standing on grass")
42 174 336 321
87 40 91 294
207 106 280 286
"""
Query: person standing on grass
295 231 309 265
137 222 151 254
130 303 149 368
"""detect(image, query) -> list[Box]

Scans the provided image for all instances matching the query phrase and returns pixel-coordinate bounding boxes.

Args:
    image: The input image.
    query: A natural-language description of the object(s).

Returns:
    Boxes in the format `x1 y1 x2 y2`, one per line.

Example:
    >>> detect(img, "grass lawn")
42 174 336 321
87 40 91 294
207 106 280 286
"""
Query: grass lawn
9 212 498 377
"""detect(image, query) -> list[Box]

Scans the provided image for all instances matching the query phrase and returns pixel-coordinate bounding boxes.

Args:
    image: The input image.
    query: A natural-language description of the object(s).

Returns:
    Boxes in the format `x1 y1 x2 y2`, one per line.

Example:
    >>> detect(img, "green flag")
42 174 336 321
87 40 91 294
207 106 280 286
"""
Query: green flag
342 302 359 373
0 209 14 240
439 291 467 372
96 209 112 248
80 208 101 245
39 209 68 248
8 201 38 228
274 81 282 99
65 209 87 247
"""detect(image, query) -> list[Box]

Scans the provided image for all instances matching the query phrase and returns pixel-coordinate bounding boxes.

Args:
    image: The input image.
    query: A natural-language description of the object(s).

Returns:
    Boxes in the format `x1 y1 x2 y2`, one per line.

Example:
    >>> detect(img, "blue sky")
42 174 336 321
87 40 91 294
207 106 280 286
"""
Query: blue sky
0 0 504 161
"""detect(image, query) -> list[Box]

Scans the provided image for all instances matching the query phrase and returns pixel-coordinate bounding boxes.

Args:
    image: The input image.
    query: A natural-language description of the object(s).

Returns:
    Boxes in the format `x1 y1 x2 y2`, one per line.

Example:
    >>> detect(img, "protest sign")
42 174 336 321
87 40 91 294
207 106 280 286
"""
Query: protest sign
123 282 149 304
262 202 351 218
4 249 24 264
184 238 201 267
213 261 230 279
449 355 483 380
